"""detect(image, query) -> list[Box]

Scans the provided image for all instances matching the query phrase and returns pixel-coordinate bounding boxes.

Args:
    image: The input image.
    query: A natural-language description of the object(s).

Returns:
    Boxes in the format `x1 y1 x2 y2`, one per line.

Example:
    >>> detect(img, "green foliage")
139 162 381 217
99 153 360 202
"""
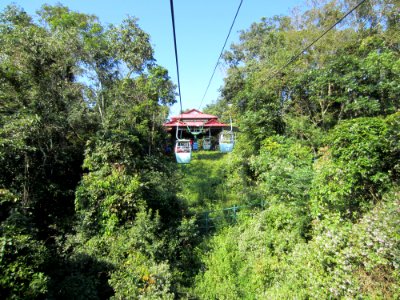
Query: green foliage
167 217 201 280
0 210 49 299
1 1 399 299
47 253 114 300
0 234 49 299
346 190 400 298
105 212 173 299
178 151 232 211
272 188 400 299
0 4 178 298
0 4 97 239
194 204 307 299
250 136 314 206
284 115 324 152
67 209 175 299
194 187 399 299
222 1 400 137
109 17 154 74
75 165 144 236
139 156 185 225
75 130 184 235
217 133 261 205
311 113 399 218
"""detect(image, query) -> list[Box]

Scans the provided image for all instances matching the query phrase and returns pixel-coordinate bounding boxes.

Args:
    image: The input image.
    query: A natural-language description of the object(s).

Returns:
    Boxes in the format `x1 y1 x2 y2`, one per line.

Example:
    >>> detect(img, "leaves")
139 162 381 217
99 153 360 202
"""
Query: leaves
1 1 399 299
311 114 399 218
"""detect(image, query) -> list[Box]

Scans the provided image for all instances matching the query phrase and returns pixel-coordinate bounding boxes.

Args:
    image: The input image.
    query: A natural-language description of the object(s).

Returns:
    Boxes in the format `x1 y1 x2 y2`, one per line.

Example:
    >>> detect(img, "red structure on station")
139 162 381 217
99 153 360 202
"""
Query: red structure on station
163 109 237 157
163 109 230 139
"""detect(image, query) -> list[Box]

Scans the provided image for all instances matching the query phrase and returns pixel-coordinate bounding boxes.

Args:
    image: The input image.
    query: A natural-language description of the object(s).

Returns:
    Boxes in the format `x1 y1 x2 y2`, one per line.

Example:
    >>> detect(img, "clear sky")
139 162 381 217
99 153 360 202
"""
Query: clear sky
2 0 304 117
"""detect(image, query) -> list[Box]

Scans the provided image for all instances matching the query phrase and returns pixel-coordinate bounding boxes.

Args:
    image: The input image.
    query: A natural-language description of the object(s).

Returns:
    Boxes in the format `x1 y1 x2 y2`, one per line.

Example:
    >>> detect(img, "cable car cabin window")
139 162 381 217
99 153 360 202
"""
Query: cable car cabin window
219 132 234 143
203 138 211 150
219 131 234 153
175 141 191 153
175 139 192 164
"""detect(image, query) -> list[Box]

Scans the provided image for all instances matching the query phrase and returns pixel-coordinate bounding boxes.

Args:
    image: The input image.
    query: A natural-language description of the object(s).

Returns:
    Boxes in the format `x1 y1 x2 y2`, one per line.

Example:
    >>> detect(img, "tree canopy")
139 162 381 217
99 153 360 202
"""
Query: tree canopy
1 1 399 299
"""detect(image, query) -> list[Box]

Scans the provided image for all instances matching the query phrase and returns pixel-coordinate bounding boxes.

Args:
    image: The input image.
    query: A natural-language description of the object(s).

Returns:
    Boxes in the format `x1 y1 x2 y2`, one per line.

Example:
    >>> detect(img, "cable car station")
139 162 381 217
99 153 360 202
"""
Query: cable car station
163 109 236 163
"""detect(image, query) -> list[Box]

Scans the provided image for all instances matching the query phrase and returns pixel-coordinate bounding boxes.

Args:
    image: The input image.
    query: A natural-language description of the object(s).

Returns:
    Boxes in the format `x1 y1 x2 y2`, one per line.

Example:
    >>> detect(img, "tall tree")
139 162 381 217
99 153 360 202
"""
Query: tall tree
0 4 179 298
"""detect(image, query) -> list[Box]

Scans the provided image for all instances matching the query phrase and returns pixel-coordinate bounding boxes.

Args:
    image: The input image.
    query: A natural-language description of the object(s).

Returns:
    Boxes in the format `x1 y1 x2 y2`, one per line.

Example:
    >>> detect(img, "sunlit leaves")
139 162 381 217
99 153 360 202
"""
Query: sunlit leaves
109 17 154 75
311 114 399 218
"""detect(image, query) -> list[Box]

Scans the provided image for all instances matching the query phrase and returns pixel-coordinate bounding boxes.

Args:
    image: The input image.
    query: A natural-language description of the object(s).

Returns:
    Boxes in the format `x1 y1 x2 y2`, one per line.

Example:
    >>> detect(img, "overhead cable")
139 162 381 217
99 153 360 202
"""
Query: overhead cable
198 0 244 110
169 0 183 114
274 0 368 76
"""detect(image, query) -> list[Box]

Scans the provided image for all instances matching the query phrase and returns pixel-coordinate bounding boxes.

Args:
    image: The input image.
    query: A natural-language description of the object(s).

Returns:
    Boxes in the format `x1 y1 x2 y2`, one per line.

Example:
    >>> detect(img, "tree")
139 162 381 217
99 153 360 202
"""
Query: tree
0 4 179 298
311 113 400 219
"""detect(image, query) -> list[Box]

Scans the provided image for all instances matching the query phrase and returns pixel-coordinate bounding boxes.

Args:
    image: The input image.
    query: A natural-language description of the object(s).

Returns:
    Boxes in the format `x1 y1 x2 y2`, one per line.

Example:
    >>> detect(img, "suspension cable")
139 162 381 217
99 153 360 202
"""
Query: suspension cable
198 0 244 110
273 0 368 77
169 0 183 114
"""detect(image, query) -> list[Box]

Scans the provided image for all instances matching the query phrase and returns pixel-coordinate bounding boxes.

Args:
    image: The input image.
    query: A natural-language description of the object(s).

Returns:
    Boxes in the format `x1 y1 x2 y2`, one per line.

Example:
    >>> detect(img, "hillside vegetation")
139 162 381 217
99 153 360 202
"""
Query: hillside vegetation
1 1 399 299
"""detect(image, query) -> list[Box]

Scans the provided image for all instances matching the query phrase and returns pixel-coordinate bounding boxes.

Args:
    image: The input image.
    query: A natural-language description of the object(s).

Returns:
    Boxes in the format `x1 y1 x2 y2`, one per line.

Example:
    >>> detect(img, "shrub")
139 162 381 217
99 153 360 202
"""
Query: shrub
311 113 399 218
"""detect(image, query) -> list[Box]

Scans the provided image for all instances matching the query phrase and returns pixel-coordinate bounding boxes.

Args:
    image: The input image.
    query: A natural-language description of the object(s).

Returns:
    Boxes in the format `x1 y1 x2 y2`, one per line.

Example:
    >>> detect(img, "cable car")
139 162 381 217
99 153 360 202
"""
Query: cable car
175 139 192 163
219 113 234 153
219 130 234 153
202 129 212 150
202 138 211 150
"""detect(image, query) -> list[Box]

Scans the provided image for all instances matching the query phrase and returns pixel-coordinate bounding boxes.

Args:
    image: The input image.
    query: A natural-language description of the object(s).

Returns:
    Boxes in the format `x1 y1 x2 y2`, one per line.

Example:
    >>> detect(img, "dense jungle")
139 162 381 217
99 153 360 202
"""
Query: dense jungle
0 0 399 299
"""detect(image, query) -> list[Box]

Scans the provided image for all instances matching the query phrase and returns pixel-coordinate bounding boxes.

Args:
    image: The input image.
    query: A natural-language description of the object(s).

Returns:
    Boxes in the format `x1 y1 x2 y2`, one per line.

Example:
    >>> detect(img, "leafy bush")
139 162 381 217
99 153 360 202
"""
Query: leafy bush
66 209 175 299
194 204 307 299
274 188 400 299
250 136 314 207
0 211 49 299
75 165 145 236
194 187 399 299
311 113 399 218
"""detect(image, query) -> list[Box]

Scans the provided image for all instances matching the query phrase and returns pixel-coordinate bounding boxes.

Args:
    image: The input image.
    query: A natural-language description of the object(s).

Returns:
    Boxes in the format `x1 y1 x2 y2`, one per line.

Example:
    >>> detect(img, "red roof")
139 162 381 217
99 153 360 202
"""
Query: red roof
204 118 228 127
163 120 187 126
168 120 205 127
163 108 230 129
164 119 228 128
170 109 218 121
